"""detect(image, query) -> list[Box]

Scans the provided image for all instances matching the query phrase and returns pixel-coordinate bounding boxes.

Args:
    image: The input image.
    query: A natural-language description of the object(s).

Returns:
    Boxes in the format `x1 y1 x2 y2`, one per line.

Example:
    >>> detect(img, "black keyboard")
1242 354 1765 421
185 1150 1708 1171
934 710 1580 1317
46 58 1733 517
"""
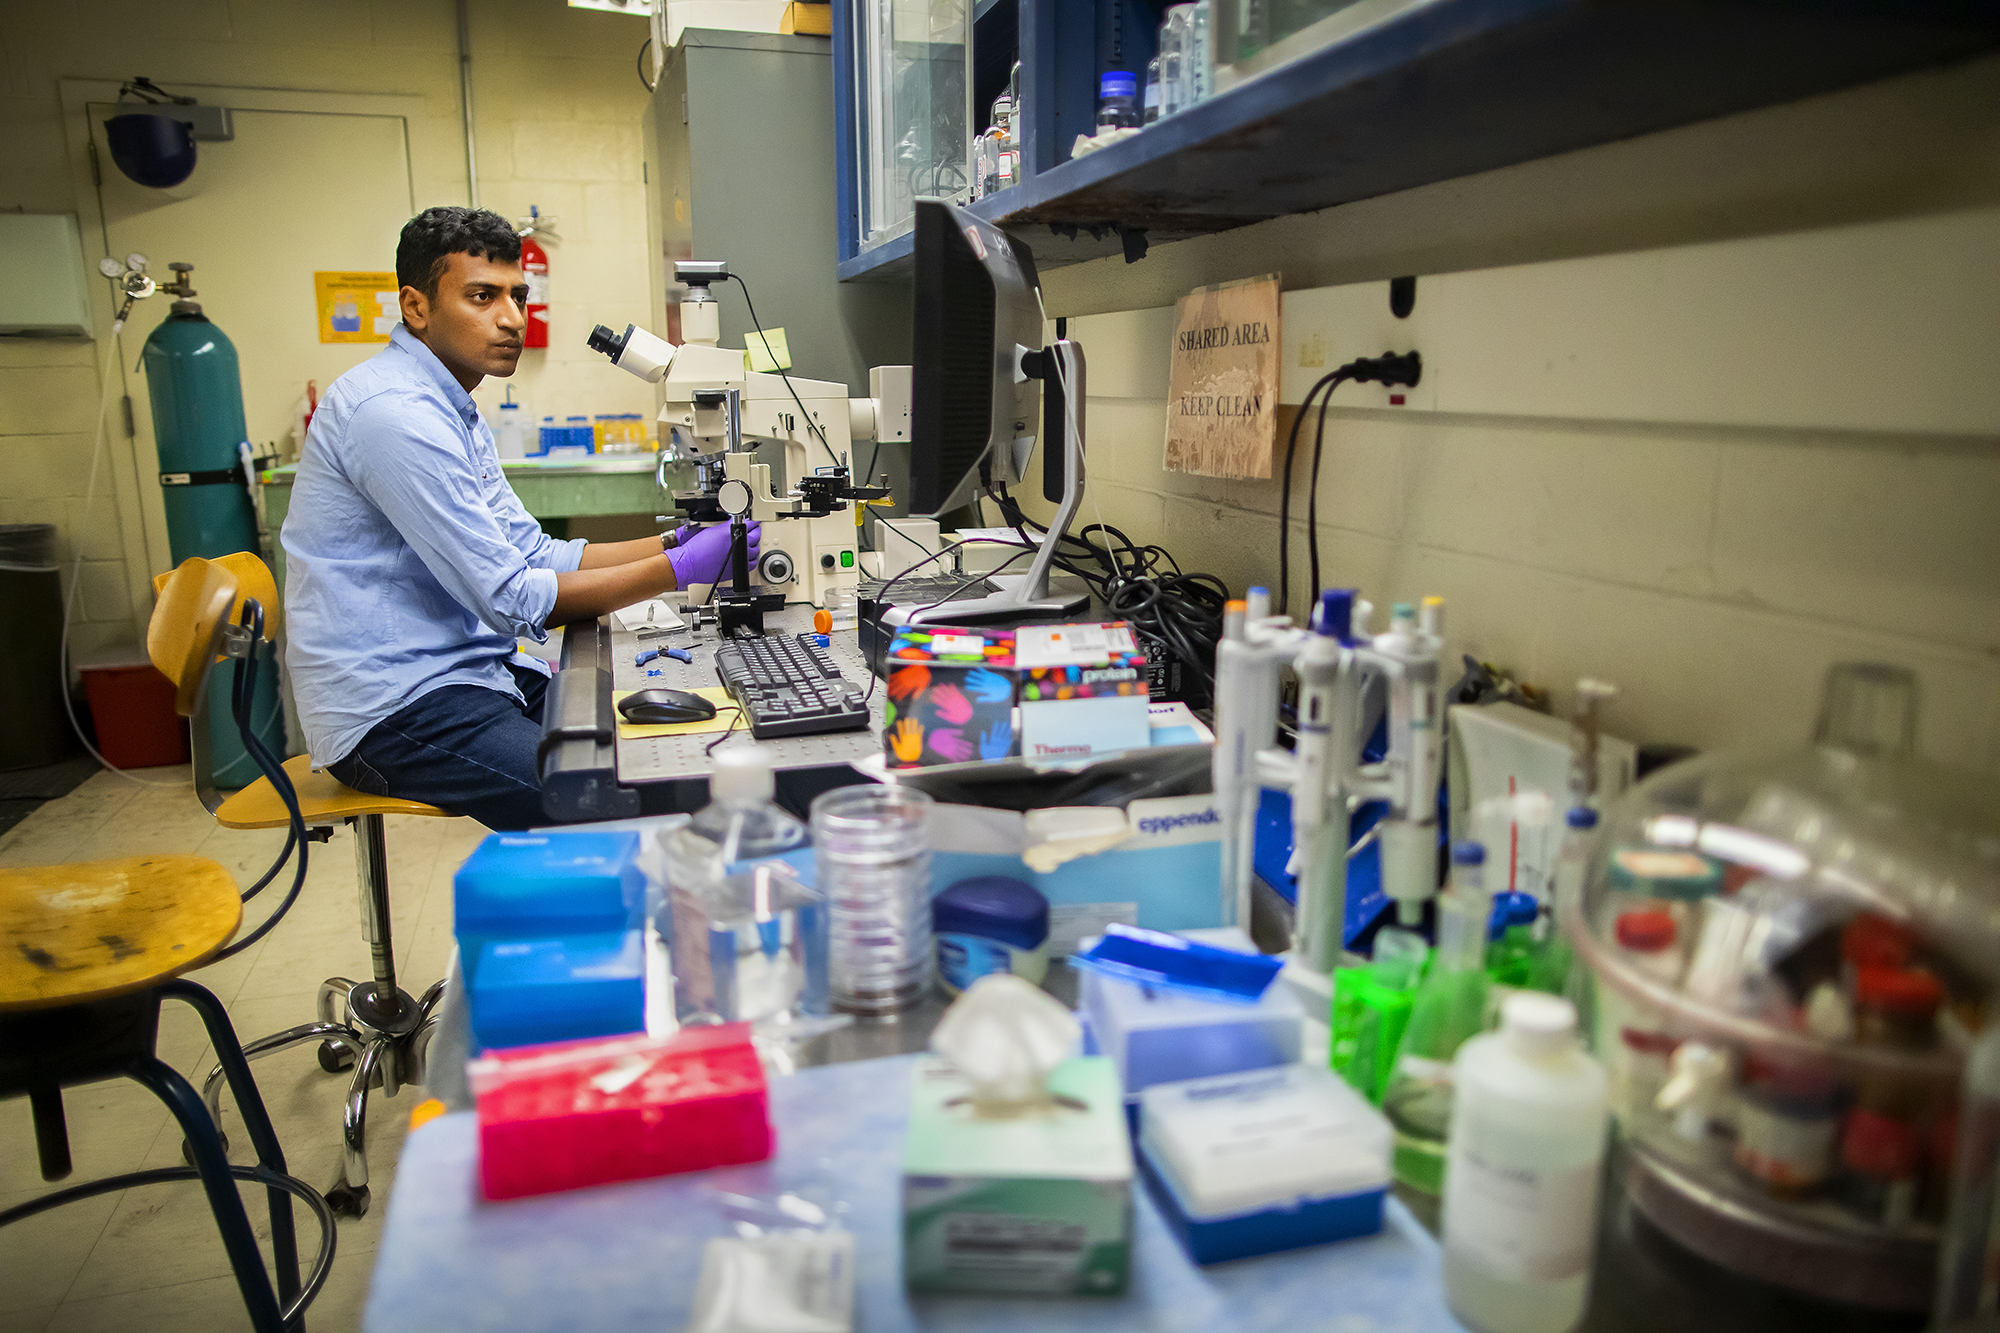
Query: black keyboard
714 633 871 740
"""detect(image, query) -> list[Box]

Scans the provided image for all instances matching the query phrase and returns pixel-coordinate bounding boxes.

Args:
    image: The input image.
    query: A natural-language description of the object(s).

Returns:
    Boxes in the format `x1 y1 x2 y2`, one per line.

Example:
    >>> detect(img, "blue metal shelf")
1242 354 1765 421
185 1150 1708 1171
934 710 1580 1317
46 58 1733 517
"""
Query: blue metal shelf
837 0 2000 281
836 228 914 282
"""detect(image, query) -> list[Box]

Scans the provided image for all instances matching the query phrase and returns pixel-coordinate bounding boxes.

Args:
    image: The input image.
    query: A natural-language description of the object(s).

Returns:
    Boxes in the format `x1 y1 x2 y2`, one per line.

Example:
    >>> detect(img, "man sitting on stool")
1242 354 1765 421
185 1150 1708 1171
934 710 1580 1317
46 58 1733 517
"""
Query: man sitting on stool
283 206 756 829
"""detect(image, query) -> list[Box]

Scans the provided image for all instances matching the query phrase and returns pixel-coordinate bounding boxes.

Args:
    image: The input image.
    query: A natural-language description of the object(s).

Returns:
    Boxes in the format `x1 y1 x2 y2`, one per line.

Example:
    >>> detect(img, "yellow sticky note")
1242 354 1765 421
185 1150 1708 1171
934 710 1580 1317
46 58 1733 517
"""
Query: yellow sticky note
613 686 742 738
745 328 791 373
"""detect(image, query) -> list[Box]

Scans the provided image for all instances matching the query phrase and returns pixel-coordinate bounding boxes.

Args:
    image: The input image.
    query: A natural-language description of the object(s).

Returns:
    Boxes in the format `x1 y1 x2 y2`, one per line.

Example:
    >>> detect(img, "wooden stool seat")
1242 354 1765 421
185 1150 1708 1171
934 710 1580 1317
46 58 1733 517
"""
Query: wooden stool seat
0 856 242 1012
215 755 452 830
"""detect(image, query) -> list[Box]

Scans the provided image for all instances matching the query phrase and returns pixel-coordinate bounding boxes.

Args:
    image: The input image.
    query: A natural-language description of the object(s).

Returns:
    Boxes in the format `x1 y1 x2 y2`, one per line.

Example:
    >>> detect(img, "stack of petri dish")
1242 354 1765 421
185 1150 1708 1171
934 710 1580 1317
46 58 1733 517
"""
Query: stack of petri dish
812 785 936 1015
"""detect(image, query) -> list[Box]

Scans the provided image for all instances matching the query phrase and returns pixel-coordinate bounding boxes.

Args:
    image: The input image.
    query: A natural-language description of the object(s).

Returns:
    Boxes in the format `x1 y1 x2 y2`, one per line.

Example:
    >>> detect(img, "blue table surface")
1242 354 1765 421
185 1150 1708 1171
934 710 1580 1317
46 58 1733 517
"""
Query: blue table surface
365 1053 1465 1333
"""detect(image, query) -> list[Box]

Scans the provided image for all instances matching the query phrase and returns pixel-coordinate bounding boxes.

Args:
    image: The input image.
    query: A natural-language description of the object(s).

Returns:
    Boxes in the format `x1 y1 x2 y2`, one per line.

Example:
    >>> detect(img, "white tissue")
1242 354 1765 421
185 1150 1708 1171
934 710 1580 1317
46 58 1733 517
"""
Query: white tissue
930 974 1080 1112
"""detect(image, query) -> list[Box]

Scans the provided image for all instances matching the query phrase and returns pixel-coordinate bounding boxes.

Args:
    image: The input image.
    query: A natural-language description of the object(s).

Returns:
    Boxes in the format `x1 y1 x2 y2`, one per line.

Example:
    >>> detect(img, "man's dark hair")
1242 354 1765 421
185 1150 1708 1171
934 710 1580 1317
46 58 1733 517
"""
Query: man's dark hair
396 207 522 298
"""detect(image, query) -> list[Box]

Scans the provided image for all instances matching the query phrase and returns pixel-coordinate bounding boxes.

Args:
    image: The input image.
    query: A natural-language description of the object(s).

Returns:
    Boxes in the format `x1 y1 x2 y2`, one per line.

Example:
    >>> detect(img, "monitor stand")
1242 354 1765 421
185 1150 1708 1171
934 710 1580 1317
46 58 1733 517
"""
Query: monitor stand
896 339 1092 627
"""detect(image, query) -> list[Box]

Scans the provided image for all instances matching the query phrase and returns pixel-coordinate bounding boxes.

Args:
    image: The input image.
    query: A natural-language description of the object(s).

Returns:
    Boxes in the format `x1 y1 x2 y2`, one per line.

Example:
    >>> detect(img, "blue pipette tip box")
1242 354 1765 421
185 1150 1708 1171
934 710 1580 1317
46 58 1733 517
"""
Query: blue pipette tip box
467 929 645 1052
1071 922 1282 1002
454 830 646 950
1078 934 1303 1108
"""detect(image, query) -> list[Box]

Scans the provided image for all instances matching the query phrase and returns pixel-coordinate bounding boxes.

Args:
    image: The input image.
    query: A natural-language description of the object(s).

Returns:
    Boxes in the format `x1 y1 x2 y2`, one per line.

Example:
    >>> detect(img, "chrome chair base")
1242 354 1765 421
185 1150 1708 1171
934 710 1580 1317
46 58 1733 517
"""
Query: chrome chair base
197 811 448 1220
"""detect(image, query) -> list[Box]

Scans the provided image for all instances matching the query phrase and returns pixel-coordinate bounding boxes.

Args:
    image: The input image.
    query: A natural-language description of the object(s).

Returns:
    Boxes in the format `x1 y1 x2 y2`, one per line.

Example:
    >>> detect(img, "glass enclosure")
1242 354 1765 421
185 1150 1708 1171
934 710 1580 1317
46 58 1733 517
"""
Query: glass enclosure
852 0 973 253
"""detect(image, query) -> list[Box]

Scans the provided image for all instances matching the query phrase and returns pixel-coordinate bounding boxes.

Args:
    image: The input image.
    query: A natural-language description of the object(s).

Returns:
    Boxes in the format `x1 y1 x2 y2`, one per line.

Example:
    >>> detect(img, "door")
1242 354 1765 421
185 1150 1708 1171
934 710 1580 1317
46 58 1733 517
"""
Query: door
89 103 417 477
76 87 421 764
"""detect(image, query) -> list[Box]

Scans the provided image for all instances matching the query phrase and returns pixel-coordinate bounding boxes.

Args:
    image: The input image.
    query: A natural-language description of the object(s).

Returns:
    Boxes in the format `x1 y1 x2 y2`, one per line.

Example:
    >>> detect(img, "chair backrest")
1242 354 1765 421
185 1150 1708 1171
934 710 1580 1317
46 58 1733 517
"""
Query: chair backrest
148 553 282 809
149 551 282 690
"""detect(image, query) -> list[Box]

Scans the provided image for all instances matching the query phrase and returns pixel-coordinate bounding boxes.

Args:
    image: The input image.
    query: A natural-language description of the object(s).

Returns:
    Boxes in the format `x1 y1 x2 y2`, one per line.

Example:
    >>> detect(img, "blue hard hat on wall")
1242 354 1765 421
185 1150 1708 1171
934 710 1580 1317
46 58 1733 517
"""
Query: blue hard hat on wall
104 112 197 188
103 79 206 189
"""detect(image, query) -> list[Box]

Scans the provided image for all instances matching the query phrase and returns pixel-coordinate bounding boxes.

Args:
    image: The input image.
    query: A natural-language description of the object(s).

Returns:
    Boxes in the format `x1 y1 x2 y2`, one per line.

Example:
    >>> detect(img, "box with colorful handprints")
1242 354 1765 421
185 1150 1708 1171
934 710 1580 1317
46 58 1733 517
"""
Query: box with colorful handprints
1017 622 1150 761
883 626 1018 768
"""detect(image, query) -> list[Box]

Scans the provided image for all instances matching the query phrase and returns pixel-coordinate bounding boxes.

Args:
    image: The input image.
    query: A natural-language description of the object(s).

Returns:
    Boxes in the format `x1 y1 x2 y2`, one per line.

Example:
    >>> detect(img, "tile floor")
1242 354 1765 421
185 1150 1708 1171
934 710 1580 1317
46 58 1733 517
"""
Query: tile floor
2 765 487 1332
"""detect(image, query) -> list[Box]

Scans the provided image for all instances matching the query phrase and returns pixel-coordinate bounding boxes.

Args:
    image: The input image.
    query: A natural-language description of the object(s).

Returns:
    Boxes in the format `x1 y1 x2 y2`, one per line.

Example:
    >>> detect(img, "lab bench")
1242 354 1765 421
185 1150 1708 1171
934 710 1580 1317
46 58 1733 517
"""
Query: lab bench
257 455 692 591
538 603 885 822
367 1038 1458 1333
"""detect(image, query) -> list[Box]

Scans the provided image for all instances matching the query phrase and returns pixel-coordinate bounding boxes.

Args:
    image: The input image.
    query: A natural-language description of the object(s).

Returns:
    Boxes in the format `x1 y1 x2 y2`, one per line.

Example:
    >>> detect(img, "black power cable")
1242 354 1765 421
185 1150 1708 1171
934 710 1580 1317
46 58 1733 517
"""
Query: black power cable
726 273 842 469
860 538 1036 708
982 485 1229 707
1279 352 1423 615
213 601 310 963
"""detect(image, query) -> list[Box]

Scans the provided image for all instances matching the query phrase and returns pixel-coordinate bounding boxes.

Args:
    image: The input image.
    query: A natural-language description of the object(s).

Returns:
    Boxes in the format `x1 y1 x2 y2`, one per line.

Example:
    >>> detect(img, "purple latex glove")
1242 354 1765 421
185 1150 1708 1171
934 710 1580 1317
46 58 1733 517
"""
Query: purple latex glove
662 523 695 549
667 520 760 590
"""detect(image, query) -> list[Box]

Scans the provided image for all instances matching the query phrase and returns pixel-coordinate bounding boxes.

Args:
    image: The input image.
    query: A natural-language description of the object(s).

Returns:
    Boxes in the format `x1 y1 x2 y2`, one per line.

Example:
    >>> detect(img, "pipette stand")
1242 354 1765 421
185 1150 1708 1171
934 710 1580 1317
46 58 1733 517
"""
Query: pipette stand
1221 591 1447 976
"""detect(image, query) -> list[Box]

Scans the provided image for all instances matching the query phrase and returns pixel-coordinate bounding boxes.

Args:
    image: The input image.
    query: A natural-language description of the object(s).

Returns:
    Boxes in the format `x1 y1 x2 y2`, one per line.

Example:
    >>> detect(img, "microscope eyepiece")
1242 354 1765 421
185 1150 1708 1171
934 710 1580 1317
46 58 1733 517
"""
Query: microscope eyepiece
591 322 676 382
587 323 630 359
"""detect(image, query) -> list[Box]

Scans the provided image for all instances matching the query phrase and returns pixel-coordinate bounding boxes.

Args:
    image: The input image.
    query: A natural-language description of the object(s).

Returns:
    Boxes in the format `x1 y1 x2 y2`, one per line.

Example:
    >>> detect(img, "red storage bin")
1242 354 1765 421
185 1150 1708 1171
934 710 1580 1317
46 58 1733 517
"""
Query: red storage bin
81 659 190 769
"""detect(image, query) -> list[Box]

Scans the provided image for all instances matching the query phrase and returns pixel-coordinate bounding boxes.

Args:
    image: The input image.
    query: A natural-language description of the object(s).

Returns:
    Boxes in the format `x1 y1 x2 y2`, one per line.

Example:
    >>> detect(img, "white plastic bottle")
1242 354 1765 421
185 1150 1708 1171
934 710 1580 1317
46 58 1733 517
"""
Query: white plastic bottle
494 396 528 458
1442 992 1608 1333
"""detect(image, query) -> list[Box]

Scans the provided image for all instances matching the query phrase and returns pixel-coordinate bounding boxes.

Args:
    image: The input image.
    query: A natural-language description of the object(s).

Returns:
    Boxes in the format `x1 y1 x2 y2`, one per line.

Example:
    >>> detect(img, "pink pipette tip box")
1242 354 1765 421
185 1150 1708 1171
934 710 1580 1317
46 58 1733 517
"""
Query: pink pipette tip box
470 1023 771 1201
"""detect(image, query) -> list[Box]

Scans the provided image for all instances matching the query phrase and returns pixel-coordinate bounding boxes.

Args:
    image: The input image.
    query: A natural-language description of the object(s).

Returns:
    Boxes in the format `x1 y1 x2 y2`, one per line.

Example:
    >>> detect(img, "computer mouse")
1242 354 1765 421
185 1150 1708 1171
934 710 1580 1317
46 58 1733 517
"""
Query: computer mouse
619 688 717 725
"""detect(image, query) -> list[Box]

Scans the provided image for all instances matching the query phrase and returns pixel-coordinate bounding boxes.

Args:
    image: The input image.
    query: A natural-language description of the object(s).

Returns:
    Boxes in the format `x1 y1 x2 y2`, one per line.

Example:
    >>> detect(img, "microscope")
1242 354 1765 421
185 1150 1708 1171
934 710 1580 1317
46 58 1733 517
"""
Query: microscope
587 259 909 635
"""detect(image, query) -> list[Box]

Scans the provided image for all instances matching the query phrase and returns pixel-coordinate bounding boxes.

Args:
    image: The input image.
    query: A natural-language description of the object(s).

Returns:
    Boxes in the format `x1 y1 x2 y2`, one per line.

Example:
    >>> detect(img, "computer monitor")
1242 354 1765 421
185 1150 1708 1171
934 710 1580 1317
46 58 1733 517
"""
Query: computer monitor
901 198 1089 624
910 197 1044 516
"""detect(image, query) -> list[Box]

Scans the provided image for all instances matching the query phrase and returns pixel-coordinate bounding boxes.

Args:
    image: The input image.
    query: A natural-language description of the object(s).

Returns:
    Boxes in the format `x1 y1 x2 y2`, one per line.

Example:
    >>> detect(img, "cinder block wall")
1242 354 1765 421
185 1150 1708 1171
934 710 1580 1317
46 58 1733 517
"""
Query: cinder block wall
1016 58 2000 770
0 0 665 666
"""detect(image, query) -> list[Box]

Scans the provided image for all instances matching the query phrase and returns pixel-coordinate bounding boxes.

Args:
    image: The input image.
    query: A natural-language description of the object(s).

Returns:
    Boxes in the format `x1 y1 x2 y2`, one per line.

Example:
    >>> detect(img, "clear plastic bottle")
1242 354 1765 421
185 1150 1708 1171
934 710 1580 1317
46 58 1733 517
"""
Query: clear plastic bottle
1142 57 1162 124
1186 0 1212 106
1382 841 1493 1194
1096 71 1140 131
1159 6 1191 118
1532 806 1597 1002
1443 992 1608 1333
664 747 826 1030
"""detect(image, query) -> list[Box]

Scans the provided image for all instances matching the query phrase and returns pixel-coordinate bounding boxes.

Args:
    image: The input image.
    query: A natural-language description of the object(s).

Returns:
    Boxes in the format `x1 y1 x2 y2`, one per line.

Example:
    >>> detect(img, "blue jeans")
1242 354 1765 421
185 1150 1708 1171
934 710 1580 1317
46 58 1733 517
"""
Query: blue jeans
327 661 549 831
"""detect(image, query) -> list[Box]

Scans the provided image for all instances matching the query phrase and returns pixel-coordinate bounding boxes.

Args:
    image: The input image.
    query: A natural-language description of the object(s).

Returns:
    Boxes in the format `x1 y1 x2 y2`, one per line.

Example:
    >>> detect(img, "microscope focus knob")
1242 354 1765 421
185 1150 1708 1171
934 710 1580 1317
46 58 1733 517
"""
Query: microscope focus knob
758 549 796 585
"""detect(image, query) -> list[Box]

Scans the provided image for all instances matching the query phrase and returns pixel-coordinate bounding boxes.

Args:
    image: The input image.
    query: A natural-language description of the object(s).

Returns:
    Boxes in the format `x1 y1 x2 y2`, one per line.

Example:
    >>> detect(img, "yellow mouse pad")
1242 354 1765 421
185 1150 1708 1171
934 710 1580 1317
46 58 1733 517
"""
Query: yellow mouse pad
613 686 740 738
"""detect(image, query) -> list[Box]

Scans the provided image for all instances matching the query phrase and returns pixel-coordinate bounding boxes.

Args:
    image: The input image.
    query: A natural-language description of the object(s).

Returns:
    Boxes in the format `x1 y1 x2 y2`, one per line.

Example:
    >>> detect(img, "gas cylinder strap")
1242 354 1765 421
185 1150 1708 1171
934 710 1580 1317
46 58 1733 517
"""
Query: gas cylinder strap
159 465 245 487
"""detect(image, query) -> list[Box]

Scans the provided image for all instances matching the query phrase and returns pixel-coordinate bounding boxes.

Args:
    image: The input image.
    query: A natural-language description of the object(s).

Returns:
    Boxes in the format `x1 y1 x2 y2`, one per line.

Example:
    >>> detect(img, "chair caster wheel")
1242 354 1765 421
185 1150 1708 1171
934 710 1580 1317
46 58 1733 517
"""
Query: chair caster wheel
317 1040 355 1073
326 1180 370 1219
180 1131 229 1165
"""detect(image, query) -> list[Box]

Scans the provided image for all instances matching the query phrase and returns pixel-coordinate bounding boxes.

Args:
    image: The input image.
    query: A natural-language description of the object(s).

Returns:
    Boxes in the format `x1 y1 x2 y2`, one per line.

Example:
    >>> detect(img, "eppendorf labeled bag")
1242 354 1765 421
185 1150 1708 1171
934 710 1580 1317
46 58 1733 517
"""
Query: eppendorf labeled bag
927 791 1228 954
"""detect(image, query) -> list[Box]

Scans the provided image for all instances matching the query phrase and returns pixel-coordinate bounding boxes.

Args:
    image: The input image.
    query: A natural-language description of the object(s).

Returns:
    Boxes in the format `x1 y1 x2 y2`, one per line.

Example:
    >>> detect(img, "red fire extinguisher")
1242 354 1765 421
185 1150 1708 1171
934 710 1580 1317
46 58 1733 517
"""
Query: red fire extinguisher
519 205 552 349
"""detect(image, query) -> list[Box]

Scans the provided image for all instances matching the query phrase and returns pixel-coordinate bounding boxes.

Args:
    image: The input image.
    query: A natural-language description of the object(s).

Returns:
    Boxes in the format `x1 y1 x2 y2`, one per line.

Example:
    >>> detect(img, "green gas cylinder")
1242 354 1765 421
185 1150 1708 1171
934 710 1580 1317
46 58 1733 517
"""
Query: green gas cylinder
141 294 284 787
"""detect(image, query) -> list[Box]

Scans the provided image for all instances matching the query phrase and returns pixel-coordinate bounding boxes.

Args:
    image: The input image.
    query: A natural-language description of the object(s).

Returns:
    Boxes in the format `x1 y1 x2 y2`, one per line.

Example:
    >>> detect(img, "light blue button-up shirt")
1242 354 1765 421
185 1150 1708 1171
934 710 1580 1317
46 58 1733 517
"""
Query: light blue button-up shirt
282 324 586 765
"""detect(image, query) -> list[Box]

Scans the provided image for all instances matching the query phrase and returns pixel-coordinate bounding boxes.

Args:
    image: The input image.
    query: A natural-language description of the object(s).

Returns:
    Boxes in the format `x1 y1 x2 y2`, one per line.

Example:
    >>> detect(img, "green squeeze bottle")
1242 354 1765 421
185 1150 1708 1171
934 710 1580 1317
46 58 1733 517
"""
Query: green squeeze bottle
1383 841 1493 1195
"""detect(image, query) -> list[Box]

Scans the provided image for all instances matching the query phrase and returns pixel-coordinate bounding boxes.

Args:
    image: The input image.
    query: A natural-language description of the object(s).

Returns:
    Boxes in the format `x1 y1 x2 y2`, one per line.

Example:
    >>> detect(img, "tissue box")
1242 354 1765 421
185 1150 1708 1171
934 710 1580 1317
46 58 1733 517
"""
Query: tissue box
454 830 646 954
471 1024 771 1201
883 625 1017 767
1081 949 1303 1116
903 1055 1132 1295
1139 1065 1392 1264
1016 623 1149 761
466 930 645 1051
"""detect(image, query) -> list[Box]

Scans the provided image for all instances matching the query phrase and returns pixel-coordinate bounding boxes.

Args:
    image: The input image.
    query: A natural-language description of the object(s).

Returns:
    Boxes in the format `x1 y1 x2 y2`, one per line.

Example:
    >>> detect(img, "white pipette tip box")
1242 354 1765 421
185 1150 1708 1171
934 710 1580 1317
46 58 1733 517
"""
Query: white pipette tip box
1138 1064 1393 1264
